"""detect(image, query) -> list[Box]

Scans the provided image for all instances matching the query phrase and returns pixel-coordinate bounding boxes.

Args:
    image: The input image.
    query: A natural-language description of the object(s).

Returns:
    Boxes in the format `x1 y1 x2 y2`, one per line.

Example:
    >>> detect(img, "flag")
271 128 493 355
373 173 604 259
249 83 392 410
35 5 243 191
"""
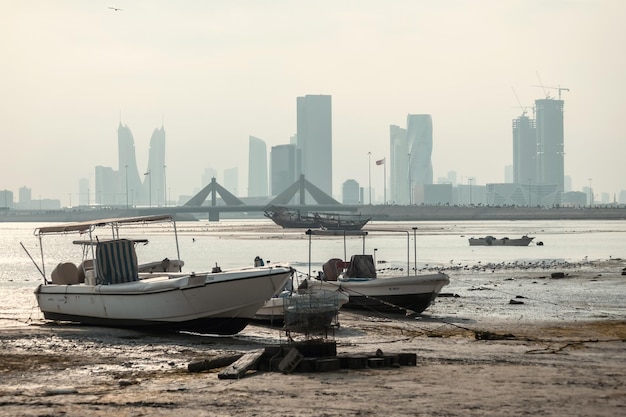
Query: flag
376 158 385 166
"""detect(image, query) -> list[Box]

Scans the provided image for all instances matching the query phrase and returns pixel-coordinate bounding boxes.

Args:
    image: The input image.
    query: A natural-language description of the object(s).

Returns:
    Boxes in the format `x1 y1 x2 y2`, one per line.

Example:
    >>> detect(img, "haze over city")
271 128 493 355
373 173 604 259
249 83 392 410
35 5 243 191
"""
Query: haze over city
2 0 625 205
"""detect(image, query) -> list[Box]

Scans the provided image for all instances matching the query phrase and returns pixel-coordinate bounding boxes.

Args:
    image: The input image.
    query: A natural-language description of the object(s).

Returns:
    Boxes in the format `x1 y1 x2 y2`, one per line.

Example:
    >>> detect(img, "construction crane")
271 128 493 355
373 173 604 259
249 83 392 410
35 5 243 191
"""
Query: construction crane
535 70 549 98
546 85 569 100
531 84 570 100
533 71 569 100
532 70 570 100
511 87 530 117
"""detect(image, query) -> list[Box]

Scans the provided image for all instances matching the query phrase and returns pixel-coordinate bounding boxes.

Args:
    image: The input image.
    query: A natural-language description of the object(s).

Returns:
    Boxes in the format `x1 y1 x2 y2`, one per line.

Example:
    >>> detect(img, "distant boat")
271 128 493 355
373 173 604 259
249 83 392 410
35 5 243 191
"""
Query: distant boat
264 206 370 230
468 235 534 246
314 212 371 231
264 206 319 228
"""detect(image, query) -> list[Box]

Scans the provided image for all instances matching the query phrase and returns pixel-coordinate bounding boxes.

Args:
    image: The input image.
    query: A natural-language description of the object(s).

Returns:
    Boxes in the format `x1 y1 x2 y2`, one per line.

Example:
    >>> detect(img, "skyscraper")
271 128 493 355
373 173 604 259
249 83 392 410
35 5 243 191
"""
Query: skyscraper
406 114 434 203
95 165 117 205
117 123 143 206
145 126 166 207
342 179 360 204
389 124 409 204
296 94 332 198
270 144 297 196
512 113 537 185
535 98 564 195
223 167 239 196
248 136 268 197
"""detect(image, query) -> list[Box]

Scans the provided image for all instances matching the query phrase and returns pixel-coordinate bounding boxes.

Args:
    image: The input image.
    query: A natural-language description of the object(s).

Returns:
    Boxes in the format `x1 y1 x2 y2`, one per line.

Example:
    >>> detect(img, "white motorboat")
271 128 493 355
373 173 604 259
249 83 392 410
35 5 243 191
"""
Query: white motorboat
27 215 292 335
302 229 450 314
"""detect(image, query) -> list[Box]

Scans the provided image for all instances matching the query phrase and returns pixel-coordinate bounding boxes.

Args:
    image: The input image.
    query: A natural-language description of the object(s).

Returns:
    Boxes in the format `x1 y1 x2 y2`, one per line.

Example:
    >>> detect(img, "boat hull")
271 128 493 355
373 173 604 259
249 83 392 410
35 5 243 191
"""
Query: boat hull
35 266 292 335
468 236 534 246
264 206 370 230
317 218 370 231
305 273 450 314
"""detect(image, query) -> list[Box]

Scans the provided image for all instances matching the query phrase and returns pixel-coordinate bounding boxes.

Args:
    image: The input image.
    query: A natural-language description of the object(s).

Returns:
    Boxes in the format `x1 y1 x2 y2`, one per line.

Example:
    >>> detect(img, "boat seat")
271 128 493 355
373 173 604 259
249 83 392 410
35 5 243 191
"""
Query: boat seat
95 239 139 285
322 258 344 281
344 255 377 278
77 259 94 283
50 262 80 285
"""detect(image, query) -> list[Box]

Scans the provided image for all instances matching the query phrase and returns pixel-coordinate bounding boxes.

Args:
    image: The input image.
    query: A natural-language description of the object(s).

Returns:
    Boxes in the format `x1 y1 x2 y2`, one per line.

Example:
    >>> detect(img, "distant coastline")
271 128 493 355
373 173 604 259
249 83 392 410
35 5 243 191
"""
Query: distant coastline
358 204 626 221
1 205 625 223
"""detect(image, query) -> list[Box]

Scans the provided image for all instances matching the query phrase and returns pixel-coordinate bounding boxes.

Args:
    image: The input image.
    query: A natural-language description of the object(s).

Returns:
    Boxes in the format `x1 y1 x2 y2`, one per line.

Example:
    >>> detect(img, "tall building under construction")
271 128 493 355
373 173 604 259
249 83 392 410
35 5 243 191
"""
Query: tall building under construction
512 113 537 185
511 93 565 206
535 98 564 194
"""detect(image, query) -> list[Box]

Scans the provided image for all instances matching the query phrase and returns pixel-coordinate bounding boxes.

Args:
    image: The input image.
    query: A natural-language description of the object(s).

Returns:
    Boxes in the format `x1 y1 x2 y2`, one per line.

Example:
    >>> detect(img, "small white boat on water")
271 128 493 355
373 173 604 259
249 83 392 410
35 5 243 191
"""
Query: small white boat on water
468 235 534 246
302 230 450 314
26 215 292 335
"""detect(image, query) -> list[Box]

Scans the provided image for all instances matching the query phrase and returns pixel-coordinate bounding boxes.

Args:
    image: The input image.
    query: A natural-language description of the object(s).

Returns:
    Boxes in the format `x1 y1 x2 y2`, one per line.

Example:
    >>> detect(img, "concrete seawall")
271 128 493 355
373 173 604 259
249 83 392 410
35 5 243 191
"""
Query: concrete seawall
2 205 625 223
356 205 626 221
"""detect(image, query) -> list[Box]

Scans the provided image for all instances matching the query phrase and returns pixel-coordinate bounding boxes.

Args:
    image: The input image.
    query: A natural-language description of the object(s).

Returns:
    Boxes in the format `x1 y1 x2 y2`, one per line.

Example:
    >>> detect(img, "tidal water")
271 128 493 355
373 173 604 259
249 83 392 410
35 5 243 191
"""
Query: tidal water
2 218 625 325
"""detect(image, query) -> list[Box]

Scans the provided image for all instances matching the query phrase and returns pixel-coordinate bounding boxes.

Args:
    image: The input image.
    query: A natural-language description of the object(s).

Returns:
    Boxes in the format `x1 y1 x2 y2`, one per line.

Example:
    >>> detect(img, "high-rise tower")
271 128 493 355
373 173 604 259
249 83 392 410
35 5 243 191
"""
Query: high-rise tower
145 126 166 206
270 144 297 196
389 124 409 204
512 113 537 184
117 123 143 206
296 94 332 198
248 136 268 197
535 98 564 194
406 114 433 203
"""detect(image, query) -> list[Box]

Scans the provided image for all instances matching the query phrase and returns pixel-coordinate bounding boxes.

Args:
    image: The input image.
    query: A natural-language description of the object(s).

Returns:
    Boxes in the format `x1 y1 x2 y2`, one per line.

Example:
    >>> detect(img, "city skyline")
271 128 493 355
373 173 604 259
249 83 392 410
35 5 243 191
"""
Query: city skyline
2 91 623 207
2 1 625 204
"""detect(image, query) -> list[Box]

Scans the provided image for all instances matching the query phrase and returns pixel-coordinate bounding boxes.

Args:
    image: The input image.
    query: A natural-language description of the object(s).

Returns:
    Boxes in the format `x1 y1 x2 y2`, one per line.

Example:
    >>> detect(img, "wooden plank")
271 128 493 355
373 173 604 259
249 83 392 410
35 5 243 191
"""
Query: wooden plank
218 349 265 380
187 354 243 373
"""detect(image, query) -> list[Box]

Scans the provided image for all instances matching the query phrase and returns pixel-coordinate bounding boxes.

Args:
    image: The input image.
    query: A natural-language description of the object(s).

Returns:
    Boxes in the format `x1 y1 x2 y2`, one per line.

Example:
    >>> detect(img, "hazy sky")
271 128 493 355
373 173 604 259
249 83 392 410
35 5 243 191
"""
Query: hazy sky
3 0 625 204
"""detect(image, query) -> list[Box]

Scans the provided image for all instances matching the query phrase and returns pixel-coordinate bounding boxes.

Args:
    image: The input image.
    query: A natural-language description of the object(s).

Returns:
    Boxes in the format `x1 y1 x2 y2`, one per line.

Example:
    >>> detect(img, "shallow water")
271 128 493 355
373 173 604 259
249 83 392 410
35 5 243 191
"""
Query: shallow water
2 219 625 326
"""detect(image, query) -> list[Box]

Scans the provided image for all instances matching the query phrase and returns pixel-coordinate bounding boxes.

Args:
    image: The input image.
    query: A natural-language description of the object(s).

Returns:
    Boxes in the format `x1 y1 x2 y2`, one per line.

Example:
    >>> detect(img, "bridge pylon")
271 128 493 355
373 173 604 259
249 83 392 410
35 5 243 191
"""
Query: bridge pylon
266 174 340 206
184 177 244 208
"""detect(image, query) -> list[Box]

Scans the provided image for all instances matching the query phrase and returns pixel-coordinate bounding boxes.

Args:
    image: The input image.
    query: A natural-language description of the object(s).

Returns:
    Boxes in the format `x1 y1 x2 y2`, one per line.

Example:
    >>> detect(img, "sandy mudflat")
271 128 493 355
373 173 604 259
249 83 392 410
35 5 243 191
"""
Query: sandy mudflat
1 267 626 417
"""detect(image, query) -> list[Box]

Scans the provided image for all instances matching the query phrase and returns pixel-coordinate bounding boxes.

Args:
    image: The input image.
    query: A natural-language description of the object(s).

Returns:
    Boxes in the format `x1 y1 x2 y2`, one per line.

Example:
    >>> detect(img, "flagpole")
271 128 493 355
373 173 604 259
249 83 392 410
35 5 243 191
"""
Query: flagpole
383 157 386 204
368 152 372 205
375 158 387 204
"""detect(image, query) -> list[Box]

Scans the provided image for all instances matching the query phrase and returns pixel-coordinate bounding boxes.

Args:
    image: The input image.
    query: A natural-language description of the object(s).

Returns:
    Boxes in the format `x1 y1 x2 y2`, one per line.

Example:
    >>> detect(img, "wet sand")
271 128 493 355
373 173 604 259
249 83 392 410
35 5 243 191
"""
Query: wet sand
2 266 626 417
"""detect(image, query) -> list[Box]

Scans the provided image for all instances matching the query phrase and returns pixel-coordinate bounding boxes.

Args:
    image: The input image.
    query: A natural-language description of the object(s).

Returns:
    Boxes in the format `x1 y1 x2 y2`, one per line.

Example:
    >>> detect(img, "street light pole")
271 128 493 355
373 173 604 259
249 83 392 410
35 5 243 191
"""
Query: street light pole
383 158 386 205
144 170 152 207
408 152 412 205
412 227 418 274
163 165 167 207
125 165 129 208
368 152 372 205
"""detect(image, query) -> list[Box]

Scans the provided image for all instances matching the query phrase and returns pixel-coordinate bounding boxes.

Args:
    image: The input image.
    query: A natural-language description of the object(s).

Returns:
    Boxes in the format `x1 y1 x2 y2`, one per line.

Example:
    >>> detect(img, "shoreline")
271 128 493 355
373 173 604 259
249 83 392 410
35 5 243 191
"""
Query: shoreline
2 265 626 416
1 315 625 416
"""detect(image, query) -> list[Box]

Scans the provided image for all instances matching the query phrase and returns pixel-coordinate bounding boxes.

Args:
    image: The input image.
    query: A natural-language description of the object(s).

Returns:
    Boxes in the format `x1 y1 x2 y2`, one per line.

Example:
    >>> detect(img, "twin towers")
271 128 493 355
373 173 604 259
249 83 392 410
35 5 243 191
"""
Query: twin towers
112 123 166 207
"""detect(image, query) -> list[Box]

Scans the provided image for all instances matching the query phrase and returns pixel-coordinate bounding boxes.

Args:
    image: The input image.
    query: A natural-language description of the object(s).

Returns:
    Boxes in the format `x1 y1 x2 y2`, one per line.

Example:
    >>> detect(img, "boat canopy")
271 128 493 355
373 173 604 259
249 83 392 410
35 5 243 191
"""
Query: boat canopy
34 215 174 236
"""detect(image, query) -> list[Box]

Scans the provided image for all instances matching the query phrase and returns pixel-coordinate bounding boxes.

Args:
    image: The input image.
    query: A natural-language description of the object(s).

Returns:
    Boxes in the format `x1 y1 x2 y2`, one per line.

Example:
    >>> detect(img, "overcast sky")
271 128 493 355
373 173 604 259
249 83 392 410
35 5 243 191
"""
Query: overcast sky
2 0 625 204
